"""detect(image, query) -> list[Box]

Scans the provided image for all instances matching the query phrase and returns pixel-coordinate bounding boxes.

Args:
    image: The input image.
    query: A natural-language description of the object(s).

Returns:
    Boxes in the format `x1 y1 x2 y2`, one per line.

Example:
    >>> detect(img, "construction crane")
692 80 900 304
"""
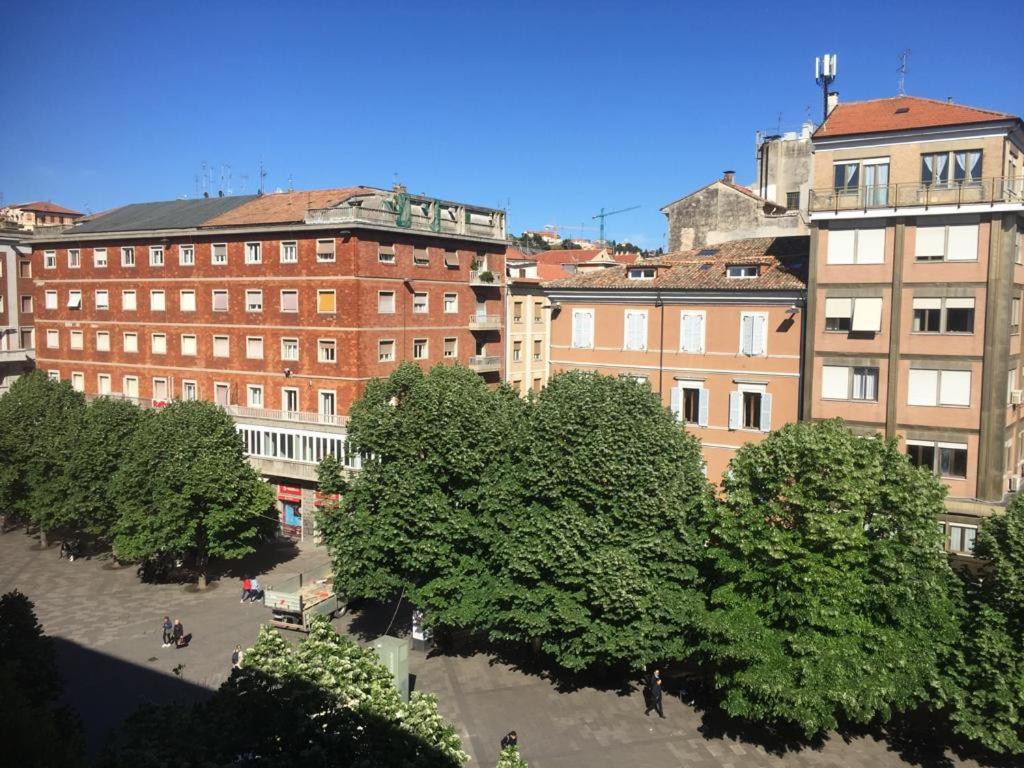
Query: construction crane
542 222 598 242
592 205 640 244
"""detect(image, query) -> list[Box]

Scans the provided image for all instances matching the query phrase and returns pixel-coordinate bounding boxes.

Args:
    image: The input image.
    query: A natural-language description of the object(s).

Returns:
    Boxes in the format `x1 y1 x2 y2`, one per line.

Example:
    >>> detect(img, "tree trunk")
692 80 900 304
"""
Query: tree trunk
39 528 48 548
197 570 207 590
531 636 542 656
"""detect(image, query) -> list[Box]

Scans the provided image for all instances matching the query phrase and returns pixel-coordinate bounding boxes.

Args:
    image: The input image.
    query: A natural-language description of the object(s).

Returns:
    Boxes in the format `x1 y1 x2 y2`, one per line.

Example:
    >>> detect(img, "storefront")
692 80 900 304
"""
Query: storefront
277 484 305 539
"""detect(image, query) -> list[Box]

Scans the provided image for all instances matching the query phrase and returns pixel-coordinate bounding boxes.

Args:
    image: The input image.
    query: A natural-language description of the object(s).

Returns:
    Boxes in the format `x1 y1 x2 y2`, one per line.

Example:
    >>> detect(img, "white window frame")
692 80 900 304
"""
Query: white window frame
280 289 299 313
212 289 229 312
68 248 81 269
670 380 709 427
318 390 336 417
378 291 396 314
96 330 111 351
908 368 972 407
46 329 59 349
122 290 137 311
149 245 164 267
44 250 56 269
95 289 109 310
245 289 264 312
69 330 84 350
67 290 82 310
212 335 229 358
149 289 166 312
571 308 595 349
623 309 648 351
179 290 196 312
211 243 228 265
122 376 140 399
151 333 167 355
726 264 759 278
97 373 112 395
318 338 337 363
378 339 395 362
121 246 136 267
44 290 58 310
412 292 428 314
181 380 198 401
378 244 396 264
280 240 298 264
679 311 706 353
181 334 198 356
179 244 195 266
316 238 336 262
214 382 231 407
413 338 428 360
281 337 299 361
443 292 458 313
244 242 262 264
444 337 457 358
93 248 107 268
317 289 336 314
123 332 139 353
246 336 264 359
739 312 768 356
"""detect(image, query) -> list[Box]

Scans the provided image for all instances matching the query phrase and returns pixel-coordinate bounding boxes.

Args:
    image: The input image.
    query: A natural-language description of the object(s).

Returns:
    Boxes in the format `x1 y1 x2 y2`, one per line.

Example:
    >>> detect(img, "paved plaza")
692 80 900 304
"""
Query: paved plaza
0 530 987 768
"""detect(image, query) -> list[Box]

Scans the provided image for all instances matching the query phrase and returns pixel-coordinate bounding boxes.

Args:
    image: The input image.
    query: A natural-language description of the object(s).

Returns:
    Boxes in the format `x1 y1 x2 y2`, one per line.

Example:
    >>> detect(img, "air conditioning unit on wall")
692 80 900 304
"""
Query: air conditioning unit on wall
1009 475 1022 492
1012 390 1024 405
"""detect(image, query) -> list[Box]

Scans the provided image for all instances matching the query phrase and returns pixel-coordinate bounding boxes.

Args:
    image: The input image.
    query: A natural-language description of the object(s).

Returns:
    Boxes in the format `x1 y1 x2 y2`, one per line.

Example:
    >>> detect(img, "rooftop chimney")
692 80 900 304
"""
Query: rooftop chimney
722 170 736 184
826 91 839 115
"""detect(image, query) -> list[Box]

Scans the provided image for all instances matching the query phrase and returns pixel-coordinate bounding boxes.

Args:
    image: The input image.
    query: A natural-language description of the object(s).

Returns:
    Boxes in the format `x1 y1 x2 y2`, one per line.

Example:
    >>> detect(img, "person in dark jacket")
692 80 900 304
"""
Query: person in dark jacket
161 616 173 647
644 668 665 718
500 731 518 750
172 619 186 648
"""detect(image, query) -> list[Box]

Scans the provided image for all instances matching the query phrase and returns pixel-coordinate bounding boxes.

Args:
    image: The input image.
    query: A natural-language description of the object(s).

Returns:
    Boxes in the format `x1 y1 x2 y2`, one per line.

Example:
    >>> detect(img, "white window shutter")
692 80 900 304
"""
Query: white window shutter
670 386 682 421
751 314 767 355
584 311 594 347
698 388 709 427
740 314 753 354
728 391 742 429
828 229 856 264
692 314 704 352
759 393 773 432
851 298 883 333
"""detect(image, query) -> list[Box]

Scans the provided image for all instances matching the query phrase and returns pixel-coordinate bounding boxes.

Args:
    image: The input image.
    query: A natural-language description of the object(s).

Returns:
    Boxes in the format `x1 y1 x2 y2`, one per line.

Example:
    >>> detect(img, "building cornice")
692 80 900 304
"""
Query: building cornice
812 120 1016 151
543 288 805 305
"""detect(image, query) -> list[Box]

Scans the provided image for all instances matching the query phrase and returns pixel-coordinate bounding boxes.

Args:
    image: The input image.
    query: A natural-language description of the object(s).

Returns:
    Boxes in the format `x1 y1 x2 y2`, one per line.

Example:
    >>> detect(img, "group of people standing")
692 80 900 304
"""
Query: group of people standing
161 616 189 649
240 577 263 603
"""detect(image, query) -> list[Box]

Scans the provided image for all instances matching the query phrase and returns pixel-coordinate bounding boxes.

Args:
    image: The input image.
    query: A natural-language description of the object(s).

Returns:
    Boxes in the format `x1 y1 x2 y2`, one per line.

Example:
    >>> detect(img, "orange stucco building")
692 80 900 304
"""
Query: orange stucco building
545 236 807 480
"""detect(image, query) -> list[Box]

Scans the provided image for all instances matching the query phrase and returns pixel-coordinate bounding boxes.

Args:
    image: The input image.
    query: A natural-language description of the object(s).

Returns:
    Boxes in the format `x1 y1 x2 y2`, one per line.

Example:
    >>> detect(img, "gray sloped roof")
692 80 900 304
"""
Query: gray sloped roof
70 195 259 234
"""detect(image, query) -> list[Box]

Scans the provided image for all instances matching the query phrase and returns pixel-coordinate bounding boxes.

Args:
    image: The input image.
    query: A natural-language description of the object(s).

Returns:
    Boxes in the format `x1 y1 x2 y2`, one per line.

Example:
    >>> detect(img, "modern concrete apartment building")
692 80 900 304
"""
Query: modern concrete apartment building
803 95 1024 553
29 185 507 536
0 226 35 393
545 236 807 480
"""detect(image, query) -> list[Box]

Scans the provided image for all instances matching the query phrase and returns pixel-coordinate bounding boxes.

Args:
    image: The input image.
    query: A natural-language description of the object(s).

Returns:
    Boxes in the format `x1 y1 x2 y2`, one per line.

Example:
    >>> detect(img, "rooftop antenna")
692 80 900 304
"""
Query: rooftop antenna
897 49 911 96
258 161 267 196
814 53 837 123
287 173 295 192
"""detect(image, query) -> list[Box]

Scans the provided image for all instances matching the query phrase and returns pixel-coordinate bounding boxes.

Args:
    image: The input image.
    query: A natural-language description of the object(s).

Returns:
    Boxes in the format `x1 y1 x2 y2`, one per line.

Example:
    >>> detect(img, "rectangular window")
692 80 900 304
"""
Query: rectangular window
378 339 395 362
534 303 544 323
513 341 522 361
246 290 263 312
852 367 879 401
97 374 111 395
280 241 298 263
246 337 264 359
95 290 109 310
19 260 30 278
824 297 853 332
413 338 428 359
378 244 395 264
729 386 771 431
180 290 196 312
212 335 229 357
212 290 229 312
122 290 137 311
912 298 942 333
915 221 979 262
151 333 167 354
921 153 950 186
680 311 705 353
69 330 84 350
319 391 336 417
939 444 969 479
318 339 336 363
44 290 58 310
44 250 56 269
152 378 168 402
444 293 458 313
827 226 885 265
413 292 428 313
149 246 164 266
96 331 110 351
623 310 648 351
247 385 264 408
572 309 594 349
727 265 759 278
214 383 230 406
907 442 936 471
19 295 31 314
46 329 59 348
742 391 762 429
944 298 975 333
821 365 850 399
212 243 227 265
68 249 81 268
123 332 138 353
182 381 198 401
629 267 656 279
123 376 139 399
244 242 262 264
413 247 429 266
947 523 977 554
786 191 800 209
740 312 767 355
71 372 85 392
444 249 459 268
954 150 984 185
150 290 166 311
1013 297 1022 333
93 248 107 268
317 290 336 313
316 239 336 262
834 162 860 192
67 290 82 310
378 291 396 313
179 244 195 266
851 297 883 333
683 387 701 423
280 290 299 313
121 247 135 267
281 338 299 361
181 334 197 356
908 368 971 407
533 339 542 361
444 337 457 358
282 388 299 413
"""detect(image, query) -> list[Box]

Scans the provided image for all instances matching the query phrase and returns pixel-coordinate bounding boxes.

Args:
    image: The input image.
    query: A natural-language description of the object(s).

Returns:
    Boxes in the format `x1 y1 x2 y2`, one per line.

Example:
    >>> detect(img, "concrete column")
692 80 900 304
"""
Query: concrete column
885 219 906 439
800 227 820 420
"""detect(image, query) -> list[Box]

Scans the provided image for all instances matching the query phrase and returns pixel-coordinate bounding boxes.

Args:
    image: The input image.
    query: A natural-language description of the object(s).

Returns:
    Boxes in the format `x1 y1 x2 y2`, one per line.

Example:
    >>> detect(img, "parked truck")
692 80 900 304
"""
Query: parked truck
264 566 345 632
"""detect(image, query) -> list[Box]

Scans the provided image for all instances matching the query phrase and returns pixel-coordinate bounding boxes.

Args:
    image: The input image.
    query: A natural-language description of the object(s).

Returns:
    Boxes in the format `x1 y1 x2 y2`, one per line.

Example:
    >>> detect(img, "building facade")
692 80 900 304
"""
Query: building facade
30 186 506 537
0 227 35 393
505 277 550 395
2 201 83 231
803 95 1024 554
545 236 807 480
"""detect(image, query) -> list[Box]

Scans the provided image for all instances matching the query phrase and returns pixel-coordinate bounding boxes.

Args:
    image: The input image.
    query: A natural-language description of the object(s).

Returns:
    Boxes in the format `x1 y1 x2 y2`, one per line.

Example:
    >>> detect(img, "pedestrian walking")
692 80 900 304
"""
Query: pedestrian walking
240 577 251 603
231 644 244 669
248 577 262 603
161 616 173 647
644 668 665 718
172 618 188 649
500 731 518 750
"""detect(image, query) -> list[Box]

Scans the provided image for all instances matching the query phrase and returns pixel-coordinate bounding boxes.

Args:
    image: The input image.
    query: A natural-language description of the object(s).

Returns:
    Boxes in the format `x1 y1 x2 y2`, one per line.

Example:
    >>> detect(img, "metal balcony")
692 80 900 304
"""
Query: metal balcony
470 269 503 287
809 177 1024 213
468 313 502 331
223 404 346 427
467 355 500 373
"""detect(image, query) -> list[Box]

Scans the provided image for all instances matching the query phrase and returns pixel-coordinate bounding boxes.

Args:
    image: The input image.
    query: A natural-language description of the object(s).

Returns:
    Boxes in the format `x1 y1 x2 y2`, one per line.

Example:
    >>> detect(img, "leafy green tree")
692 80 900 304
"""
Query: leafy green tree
488 372 710 671
699 420 961 737
65 397 146 541
322 363 526 631
111 400 275 587
101 617 466 767
0 372 85 545
951 495 1024 756
496 746 528 768
0 591 85 767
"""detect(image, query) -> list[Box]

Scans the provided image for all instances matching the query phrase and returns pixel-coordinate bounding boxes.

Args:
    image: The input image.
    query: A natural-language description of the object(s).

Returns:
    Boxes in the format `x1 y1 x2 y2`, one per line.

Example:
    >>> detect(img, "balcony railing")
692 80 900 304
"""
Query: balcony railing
223 404 345 427
467 355 500 373
468 313 502 331
306 205 506 240
809 177 1024 213
470 269 503 287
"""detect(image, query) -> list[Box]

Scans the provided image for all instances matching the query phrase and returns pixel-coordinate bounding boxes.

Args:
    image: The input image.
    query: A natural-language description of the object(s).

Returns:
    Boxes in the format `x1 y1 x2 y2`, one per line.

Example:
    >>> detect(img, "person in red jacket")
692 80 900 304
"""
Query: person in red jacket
240 577 251 603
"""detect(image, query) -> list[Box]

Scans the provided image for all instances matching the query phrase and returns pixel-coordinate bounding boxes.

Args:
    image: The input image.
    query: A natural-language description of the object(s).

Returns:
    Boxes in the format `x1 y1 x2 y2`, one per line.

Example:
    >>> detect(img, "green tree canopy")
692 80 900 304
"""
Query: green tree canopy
0 372 85 543
496 746 528 768
111 400 275 585
488 372 710 671
699 420 961 736
951 494 1024 756
101 616 465 768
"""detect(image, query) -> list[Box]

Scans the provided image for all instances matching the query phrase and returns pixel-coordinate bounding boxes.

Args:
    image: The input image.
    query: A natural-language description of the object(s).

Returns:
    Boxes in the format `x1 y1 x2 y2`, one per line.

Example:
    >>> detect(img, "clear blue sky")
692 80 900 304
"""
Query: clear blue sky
2 0 1021 249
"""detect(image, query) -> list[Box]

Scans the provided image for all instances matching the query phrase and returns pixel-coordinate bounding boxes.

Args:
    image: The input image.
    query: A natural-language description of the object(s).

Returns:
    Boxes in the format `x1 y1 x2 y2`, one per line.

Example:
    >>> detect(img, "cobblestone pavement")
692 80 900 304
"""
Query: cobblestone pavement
0 530 983 768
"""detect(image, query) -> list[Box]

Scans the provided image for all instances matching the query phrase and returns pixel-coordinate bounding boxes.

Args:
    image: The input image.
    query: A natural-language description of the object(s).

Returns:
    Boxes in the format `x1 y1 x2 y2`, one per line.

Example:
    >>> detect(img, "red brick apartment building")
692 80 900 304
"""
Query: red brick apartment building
30 186 507 537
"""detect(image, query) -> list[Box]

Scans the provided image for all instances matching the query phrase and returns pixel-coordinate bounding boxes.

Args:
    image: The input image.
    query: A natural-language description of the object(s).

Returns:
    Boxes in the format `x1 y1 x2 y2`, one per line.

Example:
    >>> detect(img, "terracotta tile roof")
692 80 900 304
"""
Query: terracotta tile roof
543 236 808 291
533 248 640 280
506 247 535 262
813 96 1018 139
203 187 377 226
8 201 83 216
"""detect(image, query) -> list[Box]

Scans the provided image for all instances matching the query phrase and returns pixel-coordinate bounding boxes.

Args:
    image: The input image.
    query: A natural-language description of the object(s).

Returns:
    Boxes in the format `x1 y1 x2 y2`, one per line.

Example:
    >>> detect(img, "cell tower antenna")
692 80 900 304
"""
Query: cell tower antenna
814 53 838 123
897 49 911 96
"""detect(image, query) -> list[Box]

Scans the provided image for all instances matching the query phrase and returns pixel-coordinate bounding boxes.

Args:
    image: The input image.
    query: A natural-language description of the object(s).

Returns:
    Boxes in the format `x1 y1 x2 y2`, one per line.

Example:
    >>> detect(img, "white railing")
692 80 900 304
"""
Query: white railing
469 313 502 329
468 355 500 371
469 269 502 287
306 205 506 240
223 404 345 427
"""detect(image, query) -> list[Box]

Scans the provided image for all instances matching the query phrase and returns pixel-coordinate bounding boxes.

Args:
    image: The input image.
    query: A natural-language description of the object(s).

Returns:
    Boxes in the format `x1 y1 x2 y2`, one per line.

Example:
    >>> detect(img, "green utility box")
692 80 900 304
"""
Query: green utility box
372 635 410 702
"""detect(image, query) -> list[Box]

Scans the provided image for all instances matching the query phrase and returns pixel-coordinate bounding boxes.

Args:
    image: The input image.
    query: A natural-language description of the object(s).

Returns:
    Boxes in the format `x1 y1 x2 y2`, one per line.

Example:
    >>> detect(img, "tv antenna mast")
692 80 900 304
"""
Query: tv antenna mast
258 161 267 196
814 53 837 123
592 205 640 245
897 49 911 95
